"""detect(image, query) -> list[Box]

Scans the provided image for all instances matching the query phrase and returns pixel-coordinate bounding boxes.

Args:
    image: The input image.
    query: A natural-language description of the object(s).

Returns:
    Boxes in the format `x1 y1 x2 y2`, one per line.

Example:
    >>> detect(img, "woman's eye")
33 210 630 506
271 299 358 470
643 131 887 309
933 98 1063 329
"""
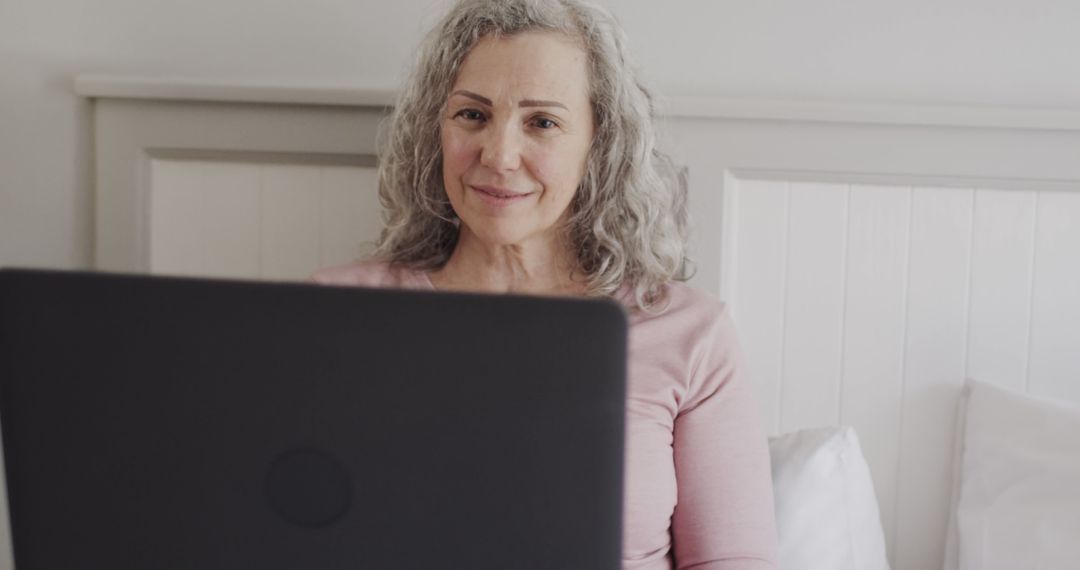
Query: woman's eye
455 109 485 122
533 117 558 130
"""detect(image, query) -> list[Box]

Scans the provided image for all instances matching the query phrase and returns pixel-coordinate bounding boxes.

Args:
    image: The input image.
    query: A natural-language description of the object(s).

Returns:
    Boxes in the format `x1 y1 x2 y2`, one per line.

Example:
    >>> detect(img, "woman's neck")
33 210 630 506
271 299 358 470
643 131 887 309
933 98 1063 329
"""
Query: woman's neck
429 229 585 296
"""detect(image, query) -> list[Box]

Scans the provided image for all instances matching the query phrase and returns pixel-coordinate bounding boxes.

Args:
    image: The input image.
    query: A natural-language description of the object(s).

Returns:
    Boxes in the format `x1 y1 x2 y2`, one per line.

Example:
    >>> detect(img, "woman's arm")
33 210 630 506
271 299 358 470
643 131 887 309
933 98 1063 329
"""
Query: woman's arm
671 305 778 570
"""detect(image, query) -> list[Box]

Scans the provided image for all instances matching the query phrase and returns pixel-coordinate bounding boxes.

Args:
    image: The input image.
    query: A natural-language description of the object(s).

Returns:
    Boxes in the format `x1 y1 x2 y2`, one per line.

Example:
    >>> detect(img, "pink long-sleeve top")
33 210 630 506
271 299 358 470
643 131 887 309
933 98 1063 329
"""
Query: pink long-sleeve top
310 259 778 569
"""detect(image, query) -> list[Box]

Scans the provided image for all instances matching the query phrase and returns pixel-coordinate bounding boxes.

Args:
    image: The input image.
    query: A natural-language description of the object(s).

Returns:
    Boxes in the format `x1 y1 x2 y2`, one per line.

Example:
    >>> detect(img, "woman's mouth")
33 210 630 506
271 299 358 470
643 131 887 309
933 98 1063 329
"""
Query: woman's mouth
470 185 534 207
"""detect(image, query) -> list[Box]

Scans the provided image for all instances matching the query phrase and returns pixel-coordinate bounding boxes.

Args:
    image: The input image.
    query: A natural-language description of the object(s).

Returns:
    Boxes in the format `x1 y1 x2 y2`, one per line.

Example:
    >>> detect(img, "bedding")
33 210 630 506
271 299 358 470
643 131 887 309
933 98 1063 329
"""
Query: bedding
769 426 890 570
944 379 1080 570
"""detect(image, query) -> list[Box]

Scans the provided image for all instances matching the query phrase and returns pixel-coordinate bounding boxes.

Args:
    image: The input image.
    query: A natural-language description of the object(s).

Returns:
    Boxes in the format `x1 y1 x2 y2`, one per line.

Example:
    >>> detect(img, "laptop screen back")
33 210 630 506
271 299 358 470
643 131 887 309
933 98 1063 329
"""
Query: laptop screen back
0 269 626 569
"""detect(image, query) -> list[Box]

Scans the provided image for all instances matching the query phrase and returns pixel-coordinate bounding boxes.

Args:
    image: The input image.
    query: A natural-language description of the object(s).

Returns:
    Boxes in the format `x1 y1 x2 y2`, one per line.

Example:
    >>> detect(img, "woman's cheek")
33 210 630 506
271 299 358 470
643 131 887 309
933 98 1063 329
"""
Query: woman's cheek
529 151 558 190
440 134 459 168
441 128 473 170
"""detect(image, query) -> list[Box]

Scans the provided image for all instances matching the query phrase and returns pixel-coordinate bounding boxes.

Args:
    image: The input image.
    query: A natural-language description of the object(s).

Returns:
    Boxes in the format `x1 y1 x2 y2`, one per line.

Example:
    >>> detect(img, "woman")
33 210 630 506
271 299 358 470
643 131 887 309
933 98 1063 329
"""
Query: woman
311 0 778 568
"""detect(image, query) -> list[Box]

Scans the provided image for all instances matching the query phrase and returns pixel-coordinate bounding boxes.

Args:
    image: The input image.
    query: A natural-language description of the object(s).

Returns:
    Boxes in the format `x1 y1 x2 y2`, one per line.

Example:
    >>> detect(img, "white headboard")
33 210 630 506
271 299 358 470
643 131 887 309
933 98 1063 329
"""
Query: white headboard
660 102 1080 570
79 77 1080 570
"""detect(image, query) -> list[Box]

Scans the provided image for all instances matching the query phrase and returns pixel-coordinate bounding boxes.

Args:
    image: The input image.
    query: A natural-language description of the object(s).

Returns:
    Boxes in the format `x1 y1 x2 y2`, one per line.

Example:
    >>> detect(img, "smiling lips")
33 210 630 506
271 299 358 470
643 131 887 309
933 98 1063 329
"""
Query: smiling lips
470 185 534 207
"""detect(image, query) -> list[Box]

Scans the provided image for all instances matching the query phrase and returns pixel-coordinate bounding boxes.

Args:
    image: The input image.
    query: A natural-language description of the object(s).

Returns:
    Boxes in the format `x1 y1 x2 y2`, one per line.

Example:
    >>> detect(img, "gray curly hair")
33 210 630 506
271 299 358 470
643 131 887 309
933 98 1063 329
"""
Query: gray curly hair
373 0 691 311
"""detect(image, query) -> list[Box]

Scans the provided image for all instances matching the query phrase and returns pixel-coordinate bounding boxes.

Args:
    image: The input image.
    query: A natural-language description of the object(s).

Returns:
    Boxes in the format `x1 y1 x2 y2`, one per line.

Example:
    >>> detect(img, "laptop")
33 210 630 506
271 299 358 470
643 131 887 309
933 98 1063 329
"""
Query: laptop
0 269 627 569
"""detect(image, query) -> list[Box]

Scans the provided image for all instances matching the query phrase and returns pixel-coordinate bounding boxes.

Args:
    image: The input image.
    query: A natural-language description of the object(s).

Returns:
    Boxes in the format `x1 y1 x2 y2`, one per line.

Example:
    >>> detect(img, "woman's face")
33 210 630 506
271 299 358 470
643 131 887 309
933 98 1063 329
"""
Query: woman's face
440 32 594 249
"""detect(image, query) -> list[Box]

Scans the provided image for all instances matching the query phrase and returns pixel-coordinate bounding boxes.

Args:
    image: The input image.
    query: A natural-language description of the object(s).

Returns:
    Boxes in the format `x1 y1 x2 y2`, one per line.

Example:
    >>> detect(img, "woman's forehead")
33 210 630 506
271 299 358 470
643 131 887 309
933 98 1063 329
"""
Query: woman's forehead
449 31 591 106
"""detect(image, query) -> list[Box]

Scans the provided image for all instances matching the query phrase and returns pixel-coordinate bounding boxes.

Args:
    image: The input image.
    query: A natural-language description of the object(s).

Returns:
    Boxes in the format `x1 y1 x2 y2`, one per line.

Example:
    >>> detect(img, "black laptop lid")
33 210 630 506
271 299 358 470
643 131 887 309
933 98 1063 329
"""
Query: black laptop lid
0 269 626 569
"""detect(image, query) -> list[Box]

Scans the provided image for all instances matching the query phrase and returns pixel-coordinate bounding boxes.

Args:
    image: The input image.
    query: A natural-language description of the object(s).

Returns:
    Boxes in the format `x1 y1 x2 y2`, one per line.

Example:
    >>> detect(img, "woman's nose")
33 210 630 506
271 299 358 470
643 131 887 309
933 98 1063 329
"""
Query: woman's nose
479 122 522 172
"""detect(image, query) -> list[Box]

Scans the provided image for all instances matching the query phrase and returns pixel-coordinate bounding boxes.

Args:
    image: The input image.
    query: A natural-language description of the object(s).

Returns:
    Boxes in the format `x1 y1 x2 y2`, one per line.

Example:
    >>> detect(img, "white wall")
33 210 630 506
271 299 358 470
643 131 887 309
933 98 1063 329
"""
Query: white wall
2 0 1080 268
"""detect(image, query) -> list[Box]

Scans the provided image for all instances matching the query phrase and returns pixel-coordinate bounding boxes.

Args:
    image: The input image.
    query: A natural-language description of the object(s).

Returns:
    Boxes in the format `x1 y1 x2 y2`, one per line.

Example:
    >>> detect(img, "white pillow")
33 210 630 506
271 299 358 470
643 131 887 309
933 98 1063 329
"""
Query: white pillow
769 426 890 570
944 379 1080 570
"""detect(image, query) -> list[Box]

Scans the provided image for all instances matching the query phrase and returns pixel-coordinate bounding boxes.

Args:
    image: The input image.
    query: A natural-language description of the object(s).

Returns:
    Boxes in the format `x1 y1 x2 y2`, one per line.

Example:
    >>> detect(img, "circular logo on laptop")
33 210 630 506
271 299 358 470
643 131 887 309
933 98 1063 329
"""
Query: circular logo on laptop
265 447 353 528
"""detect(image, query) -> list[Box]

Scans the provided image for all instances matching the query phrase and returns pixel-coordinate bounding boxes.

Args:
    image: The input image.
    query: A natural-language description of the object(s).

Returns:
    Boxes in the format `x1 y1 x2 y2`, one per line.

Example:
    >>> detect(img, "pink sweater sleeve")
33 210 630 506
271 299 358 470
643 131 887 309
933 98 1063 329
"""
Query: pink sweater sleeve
670 306 778 569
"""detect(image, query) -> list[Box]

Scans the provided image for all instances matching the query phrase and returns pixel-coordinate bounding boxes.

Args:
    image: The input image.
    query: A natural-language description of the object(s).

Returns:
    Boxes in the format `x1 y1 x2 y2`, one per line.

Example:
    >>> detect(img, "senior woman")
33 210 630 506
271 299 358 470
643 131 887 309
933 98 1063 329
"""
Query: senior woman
311 0 778 568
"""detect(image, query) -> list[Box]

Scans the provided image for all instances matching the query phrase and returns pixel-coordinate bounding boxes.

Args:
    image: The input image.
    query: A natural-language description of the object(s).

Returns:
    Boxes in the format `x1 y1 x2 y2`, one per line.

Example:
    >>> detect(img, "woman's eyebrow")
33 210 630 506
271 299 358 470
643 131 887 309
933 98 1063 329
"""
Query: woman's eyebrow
449 90 568 110
519 99 568 110
450 90 493 106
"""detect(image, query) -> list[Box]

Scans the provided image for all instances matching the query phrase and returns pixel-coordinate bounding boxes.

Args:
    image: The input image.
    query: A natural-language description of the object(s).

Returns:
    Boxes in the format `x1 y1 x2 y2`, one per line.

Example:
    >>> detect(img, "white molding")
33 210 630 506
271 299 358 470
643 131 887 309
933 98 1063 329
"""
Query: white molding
657 96 1080 131
74 75 397 107
75 74 1080 130
727 168 1080 193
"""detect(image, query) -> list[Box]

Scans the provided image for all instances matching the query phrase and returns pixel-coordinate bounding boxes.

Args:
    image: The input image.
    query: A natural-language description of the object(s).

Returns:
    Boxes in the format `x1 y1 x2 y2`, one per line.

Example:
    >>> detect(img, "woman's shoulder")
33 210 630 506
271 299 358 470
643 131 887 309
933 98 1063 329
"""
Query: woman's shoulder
308 258 431 290
665 280 728 313
629 281 740 359
628 281 744 410
630 280 731 331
